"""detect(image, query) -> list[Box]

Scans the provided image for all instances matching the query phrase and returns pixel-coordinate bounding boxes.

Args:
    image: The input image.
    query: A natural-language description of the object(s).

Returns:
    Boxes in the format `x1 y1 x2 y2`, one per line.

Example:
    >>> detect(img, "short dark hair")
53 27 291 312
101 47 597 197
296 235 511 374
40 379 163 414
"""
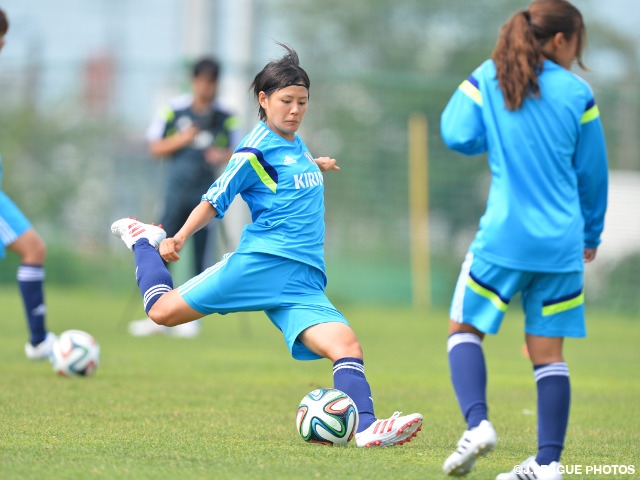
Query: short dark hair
0 8 9 36
192 57 220 80
250 42 310 121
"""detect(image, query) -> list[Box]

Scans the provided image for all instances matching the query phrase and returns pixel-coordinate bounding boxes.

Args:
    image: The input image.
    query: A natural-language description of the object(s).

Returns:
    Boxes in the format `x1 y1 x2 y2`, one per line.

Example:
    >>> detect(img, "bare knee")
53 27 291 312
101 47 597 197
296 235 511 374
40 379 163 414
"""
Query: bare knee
525 334 564 364
331 338 363 362
449 319 485 339
147 292 203 327
147 305 175 327
29 238 46 264
299 323 364 362
10 229 46 264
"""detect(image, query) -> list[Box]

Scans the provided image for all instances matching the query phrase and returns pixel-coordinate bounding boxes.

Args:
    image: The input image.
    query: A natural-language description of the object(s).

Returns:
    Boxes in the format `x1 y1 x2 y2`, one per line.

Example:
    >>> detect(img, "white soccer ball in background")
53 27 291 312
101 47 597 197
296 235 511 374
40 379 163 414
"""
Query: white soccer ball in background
296 388 359 446
50 330 100 377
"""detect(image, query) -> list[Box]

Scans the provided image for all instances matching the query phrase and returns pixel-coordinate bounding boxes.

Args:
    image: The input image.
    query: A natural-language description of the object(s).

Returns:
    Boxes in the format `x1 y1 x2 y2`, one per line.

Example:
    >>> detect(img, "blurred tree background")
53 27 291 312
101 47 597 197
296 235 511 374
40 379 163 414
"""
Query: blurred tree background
0 0 638 311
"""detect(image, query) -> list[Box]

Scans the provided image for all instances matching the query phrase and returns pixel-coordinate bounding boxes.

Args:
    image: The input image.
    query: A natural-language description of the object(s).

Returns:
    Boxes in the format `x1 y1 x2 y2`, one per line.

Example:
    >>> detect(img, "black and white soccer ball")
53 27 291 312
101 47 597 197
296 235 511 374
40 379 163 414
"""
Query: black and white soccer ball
296 388 359 446
50 330 100 377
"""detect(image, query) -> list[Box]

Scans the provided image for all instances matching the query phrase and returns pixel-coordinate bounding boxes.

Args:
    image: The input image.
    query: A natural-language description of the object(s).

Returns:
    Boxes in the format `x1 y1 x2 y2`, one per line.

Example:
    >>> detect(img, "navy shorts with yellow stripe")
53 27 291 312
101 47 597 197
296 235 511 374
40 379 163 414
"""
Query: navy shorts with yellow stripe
450 252 586 338
177 251 349 360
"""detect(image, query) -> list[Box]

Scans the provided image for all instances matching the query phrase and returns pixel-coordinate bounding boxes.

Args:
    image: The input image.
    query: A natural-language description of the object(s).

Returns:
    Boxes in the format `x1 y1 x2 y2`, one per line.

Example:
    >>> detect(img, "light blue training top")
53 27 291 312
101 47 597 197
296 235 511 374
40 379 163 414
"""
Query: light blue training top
202 121 327 277
441 59 608 273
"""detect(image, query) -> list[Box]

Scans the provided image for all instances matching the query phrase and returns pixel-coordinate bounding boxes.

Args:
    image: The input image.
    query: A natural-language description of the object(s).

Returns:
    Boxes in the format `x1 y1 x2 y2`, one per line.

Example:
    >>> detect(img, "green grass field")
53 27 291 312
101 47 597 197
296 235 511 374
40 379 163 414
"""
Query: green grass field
0 285 638 479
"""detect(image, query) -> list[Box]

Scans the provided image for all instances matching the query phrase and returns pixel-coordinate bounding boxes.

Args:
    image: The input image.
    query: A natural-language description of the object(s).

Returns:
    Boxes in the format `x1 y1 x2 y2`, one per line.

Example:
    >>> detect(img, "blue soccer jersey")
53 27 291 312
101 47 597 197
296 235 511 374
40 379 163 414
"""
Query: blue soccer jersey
202 121 327 275
441 59 608 273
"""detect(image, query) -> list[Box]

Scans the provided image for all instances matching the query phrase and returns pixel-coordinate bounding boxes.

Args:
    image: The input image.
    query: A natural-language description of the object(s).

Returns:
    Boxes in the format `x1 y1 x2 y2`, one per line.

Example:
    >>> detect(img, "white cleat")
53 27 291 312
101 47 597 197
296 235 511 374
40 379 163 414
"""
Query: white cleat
496 456 562 480
443 420 498 476
128 318 201 338
169 321 201 338
355 411 423 447
110 218 166 251
128 317 166 336
25 332 56 360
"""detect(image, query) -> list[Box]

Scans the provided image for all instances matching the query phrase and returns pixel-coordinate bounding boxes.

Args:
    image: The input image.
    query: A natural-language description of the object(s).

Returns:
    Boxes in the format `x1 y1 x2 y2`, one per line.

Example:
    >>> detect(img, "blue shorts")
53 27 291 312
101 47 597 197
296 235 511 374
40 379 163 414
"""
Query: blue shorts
178 252 349 360
450 252 586 338
0 190 31 259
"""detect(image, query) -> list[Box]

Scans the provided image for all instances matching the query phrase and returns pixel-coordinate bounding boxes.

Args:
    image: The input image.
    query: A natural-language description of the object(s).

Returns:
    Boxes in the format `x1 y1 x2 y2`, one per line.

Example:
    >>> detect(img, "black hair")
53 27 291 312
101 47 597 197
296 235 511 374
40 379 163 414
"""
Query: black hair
192 57 220 80
0 8 8 36
250 42 310 121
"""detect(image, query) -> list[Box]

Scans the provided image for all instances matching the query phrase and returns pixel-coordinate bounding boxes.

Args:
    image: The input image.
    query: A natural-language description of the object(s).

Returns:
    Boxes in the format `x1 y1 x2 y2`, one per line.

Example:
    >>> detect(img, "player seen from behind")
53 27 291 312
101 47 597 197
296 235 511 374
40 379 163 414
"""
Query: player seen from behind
440 1 607 479
112 42 423 448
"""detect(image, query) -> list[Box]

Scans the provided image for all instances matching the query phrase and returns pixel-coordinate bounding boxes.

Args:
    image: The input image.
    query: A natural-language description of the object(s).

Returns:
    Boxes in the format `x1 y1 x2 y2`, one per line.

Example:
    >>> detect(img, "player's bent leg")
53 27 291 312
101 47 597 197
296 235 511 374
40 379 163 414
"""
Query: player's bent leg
527 334 569 472
449 319 485 338
525 334 564 365
148 289 204 327
8 228 46 264
445 319 495 475
299 322 423 448
298 322 362 361
9 228 52 353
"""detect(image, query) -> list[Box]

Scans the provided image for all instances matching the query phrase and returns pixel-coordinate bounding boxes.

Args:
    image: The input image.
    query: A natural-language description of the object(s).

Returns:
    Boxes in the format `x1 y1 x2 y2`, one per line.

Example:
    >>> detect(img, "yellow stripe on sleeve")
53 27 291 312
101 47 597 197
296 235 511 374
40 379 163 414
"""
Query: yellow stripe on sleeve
581 105 600 124
459 80 483 106
236 152 277 193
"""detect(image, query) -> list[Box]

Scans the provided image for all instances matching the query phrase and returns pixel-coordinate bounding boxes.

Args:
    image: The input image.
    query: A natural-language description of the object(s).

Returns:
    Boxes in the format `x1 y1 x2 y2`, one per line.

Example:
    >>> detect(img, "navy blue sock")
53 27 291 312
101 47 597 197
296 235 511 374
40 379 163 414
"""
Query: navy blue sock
133 238 173 313
17 265 47 345
332 357 376 432
448 332 488 429
534 362 570 465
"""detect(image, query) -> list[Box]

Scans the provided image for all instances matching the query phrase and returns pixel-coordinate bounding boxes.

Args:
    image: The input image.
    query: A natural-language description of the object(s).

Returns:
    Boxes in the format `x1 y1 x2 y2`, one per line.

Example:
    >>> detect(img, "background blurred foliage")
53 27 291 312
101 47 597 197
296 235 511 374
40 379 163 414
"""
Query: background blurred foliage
1 0 639 309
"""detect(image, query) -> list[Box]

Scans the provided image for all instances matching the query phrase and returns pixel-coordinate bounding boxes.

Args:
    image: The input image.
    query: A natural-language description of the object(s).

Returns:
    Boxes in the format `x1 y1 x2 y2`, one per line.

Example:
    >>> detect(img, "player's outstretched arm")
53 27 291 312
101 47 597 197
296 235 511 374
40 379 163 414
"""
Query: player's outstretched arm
315 157 340 172
160 201 217 262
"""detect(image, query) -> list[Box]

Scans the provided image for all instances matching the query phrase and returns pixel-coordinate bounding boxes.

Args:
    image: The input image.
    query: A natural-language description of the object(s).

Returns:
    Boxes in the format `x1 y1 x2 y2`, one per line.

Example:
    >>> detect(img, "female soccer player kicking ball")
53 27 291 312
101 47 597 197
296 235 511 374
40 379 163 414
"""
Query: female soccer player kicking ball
440 1 607 479
112 43 422 448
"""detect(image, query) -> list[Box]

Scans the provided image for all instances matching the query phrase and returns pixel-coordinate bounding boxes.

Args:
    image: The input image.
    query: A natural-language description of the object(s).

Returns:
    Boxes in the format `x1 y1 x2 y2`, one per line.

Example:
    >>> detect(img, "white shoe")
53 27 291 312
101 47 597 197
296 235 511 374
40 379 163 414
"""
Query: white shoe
443 420 497 476
25 332 56 360
128 317 166 336
168 321 200 338
496 456 562 480
110 218 166 251
128 318 201 338
355 412 422 447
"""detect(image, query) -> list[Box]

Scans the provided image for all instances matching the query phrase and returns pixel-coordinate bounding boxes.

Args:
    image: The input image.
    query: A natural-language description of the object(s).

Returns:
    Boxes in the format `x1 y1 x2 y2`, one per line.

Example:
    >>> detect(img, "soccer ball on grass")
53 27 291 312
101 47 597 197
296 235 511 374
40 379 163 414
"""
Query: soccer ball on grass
296 388 358 446
50 329 100 377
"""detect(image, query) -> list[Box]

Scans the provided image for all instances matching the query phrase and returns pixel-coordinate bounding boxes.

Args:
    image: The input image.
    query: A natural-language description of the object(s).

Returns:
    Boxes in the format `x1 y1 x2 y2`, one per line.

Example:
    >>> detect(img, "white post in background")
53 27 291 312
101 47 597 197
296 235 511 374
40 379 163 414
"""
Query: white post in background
214 0 255 133
184 0 215 59
210 0 255 250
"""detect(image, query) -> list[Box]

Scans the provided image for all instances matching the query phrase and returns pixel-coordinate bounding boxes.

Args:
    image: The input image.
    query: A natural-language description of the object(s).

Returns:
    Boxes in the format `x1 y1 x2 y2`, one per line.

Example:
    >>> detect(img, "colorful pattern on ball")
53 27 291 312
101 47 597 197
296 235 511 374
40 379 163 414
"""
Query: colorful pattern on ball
296 388 359 446
50 330 100 377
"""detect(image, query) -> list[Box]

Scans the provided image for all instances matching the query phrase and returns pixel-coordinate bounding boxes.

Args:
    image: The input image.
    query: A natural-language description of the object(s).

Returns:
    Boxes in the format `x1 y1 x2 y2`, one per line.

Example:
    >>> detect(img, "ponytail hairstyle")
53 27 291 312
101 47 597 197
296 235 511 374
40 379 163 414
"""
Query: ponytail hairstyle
250 42 310 121
492 0 586 110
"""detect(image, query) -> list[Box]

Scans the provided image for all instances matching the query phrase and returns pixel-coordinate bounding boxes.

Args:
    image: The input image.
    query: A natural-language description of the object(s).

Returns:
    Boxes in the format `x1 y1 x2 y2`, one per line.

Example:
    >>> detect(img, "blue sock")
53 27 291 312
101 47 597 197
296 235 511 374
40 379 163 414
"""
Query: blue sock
17 264 47 346
332 357 376 432
534 362 570 465
133 239 173 313
448 332 488 429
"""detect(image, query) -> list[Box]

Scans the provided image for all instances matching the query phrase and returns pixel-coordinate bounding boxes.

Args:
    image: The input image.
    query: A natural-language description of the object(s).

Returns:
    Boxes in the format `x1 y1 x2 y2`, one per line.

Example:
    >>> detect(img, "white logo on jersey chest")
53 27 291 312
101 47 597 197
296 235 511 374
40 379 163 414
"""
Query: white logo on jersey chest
293 171 324 190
